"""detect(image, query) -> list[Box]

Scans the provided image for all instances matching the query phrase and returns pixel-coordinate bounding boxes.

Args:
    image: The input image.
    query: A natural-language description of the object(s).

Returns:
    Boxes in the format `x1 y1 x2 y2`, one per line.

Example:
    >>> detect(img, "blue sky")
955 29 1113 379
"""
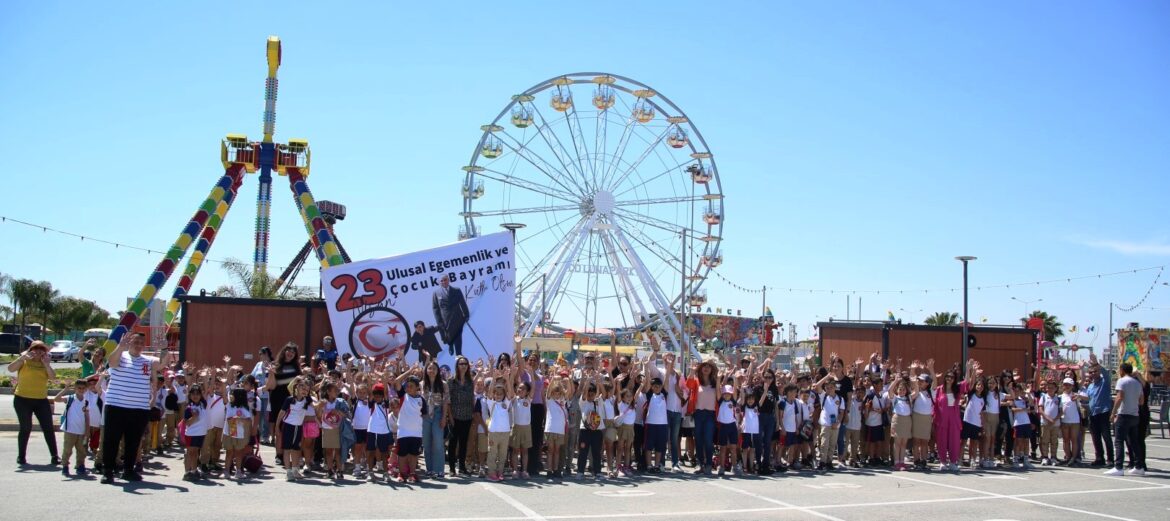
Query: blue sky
2 1 1167 351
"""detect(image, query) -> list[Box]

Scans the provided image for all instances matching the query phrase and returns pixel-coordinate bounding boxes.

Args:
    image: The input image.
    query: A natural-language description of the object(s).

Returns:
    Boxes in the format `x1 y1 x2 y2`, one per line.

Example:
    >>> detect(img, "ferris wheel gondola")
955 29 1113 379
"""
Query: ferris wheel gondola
460 73 723 355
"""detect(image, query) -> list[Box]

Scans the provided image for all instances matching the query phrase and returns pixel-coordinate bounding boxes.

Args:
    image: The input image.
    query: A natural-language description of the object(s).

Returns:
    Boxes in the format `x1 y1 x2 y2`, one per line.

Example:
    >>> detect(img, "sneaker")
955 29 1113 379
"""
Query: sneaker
293 468 305 480
1103 468 1124 476
76 466 88 476
576 472 584 480
672 464 682 473
50 456 61 466
1126 468 1146 477
717 467 725 477
286 468 296 481
101 474 115 484
121 470 143 482
733 464 743 476
235 470 246 480
62 466 70 476
1023 460 1035 470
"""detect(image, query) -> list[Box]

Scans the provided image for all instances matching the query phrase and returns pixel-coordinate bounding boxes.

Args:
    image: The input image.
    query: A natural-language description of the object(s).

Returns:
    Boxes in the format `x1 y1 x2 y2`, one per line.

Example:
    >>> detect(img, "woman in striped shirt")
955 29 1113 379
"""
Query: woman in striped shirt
100 332 162 484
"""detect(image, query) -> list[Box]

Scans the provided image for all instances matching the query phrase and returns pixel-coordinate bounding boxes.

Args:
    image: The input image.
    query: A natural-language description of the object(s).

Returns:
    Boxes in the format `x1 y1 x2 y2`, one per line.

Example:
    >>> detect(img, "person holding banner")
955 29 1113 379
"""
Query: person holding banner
432 276 470 357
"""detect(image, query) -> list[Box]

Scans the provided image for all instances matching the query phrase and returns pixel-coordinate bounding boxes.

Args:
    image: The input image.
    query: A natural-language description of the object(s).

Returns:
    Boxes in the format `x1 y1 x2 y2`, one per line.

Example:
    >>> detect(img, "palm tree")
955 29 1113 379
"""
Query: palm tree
31 281 59 335
1022 310 1063 341
10 278 39 348
215 258 317 300
924 311 960 326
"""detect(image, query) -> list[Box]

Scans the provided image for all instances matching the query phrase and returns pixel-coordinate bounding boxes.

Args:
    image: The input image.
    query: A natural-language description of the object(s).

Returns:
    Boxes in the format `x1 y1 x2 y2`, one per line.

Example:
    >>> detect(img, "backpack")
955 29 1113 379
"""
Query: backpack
242 442 263 473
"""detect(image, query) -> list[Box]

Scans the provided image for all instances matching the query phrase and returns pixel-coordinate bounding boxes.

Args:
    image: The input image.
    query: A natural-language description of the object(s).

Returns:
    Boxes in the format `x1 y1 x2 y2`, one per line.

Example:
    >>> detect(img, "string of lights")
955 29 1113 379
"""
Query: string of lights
1 215 290 272
709 264 1166 296
1112 267 1164 312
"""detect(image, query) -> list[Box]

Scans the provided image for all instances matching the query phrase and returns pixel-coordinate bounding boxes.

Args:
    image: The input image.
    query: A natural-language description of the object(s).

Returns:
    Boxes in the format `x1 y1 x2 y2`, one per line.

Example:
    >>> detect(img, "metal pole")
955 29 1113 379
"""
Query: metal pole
1108 302 1113 359
681 228 687 358
847 295 850 321
541 273 546 332
761 286 766 317
859 297 862 321
961 261 970 368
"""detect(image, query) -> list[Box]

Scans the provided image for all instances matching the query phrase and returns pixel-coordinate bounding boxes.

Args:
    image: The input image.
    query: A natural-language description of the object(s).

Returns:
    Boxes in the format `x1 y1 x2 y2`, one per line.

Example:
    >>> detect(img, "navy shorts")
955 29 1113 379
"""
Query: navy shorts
716 422 738 446
865 425 885 442
281 423 303 451
645 424 668 453
397 436 422 456
366 432 393 453
961 421 982 440
354 429 367 444
784 431 799 446
186 435 205 449
680 426 694 438
1013 424 1032 438
741 434 756 449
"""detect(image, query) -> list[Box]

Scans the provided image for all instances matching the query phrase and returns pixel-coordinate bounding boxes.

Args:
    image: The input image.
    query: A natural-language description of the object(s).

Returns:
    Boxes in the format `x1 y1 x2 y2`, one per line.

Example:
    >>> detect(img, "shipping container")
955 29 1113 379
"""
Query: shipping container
818 321 1034 377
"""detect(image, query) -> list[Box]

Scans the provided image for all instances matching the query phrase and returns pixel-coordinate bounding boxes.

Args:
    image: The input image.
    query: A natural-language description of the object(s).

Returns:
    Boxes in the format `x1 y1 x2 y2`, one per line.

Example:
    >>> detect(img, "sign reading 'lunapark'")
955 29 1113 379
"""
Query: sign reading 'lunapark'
321 232 515 371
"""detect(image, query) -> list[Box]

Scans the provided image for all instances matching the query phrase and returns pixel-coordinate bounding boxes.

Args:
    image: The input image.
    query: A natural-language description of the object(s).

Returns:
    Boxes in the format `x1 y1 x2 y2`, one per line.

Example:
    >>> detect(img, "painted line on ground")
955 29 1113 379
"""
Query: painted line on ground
304 483 1170 521
706 480 846 521
883 472 1143 521
481 483 548 521
1046 465 1163 486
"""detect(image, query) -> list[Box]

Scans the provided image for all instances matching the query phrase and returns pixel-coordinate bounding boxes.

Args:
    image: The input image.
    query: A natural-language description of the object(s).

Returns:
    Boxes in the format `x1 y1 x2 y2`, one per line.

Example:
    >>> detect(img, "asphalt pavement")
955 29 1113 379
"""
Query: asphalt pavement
1 430 1168 521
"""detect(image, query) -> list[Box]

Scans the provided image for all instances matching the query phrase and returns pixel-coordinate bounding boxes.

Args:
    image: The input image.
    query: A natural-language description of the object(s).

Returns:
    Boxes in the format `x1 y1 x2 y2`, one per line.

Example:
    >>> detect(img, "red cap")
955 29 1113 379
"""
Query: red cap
372 383 386 393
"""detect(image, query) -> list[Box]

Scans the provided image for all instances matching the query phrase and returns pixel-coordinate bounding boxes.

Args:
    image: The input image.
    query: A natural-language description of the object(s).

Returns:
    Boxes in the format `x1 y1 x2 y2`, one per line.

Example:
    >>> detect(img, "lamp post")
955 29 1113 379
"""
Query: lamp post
500 223 526 336
955 256 977 368
1011 296 1042 320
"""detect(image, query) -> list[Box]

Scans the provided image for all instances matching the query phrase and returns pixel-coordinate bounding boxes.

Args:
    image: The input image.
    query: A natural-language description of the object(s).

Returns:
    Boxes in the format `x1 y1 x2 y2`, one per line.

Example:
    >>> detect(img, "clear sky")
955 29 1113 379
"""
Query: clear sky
2 1 1167 352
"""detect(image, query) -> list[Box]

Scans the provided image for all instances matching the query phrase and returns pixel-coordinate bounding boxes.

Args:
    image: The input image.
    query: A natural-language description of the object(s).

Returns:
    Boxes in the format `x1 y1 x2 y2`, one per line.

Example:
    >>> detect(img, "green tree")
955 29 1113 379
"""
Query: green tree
1022 310 1064 341
46 296 110 337
215 258 317 300
31 281 59 334
10 278 40 347
924 311 960 326
0 271 11 323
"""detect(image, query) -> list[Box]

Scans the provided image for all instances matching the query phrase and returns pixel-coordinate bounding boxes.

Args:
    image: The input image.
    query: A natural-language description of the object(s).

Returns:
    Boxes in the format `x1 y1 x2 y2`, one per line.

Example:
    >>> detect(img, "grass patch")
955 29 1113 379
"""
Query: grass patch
1 367 84 389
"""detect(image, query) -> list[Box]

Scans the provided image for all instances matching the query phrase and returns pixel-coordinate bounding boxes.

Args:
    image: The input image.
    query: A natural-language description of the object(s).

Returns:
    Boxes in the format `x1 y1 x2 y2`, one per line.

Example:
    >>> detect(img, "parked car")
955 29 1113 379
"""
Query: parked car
0 333 35 355
49 340 81 362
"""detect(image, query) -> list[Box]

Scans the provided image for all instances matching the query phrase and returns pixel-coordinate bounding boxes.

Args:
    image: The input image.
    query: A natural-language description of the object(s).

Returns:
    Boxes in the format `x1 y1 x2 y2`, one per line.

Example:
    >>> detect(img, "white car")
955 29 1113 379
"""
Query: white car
49 340 80 362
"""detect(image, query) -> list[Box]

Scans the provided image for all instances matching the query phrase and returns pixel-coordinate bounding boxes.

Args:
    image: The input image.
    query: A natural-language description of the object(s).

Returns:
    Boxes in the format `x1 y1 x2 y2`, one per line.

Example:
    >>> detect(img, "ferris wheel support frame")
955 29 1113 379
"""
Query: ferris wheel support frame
599 232 657 342
610 224 694 358
519 214 596 337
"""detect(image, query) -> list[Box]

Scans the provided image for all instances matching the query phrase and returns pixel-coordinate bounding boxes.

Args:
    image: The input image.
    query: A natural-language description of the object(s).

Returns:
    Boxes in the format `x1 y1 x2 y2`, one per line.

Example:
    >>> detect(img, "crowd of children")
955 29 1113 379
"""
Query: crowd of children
53 337 1153 485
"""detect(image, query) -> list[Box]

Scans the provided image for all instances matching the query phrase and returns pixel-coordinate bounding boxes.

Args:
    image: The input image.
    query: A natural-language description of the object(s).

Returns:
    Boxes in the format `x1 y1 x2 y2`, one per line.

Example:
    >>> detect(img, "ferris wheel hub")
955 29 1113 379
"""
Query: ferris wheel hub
592 189 615 215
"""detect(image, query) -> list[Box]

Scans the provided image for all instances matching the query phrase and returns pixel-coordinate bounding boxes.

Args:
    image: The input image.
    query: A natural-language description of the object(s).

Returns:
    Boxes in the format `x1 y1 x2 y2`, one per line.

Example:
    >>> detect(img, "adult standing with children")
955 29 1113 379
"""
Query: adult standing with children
100 332 161 484
8 340 60 467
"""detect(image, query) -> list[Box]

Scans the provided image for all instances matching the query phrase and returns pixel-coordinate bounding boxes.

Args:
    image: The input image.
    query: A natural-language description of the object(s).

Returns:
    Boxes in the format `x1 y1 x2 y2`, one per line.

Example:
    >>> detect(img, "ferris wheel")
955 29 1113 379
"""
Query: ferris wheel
460 73 723 354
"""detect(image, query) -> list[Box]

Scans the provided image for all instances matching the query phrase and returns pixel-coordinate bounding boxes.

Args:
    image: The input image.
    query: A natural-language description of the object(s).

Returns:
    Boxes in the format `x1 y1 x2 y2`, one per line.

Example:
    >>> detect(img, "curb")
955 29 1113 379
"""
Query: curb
0 421 27 432
0 388 68 396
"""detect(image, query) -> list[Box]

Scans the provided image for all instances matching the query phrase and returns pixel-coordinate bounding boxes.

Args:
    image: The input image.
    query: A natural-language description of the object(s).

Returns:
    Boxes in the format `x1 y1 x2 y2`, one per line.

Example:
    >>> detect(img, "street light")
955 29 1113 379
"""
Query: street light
1011 296 1042 319
899 308 923 322
500 223 526 335
955 256 977 368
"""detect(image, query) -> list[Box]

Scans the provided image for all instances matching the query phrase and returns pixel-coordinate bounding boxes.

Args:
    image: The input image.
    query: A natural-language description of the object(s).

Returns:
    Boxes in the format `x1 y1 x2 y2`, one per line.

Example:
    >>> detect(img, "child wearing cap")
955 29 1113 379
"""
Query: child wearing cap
55 379 91 476
365 382 396 482
715 384 739 476
1038 380 1061 466
1059 378 1081 465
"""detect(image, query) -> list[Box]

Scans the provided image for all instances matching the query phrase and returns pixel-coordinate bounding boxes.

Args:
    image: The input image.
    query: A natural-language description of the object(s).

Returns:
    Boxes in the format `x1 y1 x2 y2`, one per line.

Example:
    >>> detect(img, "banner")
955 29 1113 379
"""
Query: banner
321 232 515 371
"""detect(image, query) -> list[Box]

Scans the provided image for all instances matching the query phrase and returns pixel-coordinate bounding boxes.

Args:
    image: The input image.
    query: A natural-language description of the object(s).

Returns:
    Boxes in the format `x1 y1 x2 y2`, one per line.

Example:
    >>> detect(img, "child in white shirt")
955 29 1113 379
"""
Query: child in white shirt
55 379 90 476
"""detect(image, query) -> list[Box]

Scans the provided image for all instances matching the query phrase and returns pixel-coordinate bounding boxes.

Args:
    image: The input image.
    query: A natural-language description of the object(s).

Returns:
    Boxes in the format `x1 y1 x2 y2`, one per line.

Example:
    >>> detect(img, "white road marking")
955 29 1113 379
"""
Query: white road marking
481 483 547 521
706 481 846 521
304 483 1170 521
594 489 655 497
883 472 1145 521
1046 465 1162 486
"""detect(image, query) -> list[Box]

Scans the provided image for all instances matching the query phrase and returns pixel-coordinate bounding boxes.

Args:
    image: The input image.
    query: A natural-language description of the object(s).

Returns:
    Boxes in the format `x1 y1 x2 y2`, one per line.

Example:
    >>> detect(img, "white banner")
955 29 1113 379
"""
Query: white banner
321 232 516 371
